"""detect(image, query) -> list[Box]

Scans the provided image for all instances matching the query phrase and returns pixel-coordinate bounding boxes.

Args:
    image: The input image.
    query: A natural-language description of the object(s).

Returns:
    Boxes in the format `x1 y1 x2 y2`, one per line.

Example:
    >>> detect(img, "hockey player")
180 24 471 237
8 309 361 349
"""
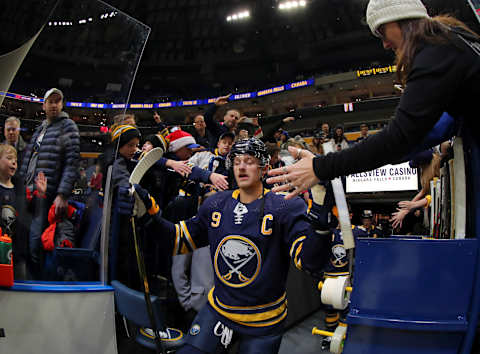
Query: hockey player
132 137 332 353
354 210 383 238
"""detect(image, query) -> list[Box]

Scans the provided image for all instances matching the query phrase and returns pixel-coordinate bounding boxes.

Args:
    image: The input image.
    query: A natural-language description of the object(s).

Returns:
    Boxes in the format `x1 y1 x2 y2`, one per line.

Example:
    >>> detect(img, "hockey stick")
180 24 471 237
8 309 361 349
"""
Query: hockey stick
128 147 166 354
129 147 164 217
131 217 165 354
322 143 355 276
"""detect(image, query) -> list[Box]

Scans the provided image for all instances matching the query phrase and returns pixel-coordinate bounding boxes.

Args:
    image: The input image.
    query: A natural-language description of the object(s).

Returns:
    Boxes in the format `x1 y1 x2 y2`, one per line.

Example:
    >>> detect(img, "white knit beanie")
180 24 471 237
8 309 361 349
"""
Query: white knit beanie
366 0 429 37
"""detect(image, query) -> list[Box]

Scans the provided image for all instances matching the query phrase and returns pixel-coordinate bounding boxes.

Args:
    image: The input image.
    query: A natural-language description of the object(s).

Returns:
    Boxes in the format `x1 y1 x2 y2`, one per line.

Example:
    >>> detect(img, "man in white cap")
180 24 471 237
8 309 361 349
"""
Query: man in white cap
20 88 80 278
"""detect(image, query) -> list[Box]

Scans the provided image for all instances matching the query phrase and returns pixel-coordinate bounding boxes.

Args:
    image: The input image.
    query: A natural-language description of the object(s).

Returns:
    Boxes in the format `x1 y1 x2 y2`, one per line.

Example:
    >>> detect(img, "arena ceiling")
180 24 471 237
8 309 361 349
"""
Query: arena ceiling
1 0 478 103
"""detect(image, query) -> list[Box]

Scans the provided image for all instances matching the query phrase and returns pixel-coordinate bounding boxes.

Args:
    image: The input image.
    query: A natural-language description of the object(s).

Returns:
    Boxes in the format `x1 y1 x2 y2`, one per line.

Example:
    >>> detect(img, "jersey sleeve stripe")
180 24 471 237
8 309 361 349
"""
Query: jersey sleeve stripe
172 224 181 256
289 236 306 257
294 243 303 270
180 221 197 251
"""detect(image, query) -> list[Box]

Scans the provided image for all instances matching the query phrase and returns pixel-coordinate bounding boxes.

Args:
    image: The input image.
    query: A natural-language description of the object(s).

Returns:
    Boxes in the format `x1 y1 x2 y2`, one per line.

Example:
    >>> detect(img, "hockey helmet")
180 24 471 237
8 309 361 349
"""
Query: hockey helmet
226 137 270 169
361 210 373 219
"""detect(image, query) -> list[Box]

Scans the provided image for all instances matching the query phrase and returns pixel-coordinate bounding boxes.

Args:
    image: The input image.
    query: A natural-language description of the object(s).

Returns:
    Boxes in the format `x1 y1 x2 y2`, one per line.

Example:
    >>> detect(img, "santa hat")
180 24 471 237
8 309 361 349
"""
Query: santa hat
166 130 200 152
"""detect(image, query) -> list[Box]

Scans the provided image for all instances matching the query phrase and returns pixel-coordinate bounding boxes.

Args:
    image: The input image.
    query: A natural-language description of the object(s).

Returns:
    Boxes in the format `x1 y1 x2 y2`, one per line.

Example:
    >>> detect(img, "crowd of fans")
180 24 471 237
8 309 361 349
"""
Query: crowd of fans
1 86 415 343
0 88 394 276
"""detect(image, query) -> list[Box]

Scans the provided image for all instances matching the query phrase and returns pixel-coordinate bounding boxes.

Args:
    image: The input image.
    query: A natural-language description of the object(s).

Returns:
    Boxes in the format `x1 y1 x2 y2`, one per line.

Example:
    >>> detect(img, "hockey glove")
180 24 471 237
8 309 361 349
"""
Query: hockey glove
307 184 338 234
117 186 134 216
133 184 160 215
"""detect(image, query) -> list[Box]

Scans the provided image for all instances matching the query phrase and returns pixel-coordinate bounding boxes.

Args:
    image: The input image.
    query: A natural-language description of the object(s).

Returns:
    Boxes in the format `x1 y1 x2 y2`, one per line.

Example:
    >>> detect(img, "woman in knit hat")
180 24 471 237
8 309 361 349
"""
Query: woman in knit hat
268 0 480 200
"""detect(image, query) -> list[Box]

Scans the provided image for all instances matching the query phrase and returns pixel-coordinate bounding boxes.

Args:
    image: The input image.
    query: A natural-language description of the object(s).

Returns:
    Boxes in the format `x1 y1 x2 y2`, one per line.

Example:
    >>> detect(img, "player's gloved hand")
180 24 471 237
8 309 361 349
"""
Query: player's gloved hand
117 186 134 216
307 184 338 234
133 184 160 215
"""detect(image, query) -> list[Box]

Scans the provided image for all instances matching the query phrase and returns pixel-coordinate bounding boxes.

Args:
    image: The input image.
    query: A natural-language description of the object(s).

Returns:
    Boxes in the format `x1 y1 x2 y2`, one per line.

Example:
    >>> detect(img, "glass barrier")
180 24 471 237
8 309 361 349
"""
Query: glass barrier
0 0 150 283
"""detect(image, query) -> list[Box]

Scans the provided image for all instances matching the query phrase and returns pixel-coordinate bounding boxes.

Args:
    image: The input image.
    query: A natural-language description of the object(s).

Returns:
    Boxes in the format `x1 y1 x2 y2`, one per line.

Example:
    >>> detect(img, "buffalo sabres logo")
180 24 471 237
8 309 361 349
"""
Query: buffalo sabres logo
330 244 347 268
190 324 200 336
214 236 261 288
1 205 16 236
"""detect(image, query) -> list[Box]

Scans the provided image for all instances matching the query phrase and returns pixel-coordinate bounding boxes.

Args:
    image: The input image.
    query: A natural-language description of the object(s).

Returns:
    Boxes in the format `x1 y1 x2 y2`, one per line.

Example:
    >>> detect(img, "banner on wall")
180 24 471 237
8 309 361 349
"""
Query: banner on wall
346 162 418 193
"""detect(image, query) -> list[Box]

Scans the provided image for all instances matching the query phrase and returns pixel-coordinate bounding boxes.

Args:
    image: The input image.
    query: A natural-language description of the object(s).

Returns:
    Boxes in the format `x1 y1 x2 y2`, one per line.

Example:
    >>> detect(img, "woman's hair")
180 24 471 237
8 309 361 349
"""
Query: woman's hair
396 15 479 84
333 125 346 144
420 152 441 194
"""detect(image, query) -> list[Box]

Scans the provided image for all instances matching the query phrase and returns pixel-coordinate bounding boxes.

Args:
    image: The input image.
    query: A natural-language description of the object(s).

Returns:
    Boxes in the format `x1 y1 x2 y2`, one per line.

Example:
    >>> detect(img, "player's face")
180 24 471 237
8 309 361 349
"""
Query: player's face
119 138 139 160
378 22 403 53
0 152 17 178
362 217 372 229
217 137 233 156
233 154 263 189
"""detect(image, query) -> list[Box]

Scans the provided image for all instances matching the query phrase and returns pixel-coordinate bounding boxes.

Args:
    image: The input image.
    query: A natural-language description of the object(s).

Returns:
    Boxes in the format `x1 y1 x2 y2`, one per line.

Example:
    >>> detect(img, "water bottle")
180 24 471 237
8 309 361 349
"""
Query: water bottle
0 235 12 265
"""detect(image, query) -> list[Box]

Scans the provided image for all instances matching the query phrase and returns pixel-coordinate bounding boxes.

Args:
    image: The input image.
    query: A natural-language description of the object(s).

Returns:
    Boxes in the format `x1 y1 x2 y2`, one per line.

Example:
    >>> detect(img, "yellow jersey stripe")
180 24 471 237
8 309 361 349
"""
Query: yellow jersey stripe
180 243 189 255
208 289 286 323
172 224 181 256
232 188 271 201
214 292 286 311
180 221 197 250
294 243 303 270
289 236 306 258
236 309 288 328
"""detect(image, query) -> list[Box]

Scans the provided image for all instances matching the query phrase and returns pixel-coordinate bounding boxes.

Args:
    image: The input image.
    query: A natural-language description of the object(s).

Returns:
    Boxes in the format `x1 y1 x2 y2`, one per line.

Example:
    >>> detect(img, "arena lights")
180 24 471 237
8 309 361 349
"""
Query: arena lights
48 21 74 26
278 0 307 10
78 18 93 24
226 10 250 22
100 11 118 19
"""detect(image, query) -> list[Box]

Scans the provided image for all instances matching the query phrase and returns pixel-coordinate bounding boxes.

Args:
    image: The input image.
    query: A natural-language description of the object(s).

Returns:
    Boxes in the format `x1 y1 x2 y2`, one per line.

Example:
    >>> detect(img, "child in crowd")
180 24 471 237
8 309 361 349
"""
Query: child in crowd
110 124 143 288
0 144 46 279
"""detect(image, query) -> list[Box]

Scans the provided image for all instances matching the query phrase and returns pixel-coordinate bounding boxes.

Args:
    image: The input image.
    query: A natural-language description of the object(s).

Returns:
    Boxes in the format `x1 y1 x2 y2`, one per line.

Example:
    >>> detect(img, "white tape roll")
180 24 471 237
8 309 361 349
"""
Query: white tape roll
321 276 350 310
330 325 347 354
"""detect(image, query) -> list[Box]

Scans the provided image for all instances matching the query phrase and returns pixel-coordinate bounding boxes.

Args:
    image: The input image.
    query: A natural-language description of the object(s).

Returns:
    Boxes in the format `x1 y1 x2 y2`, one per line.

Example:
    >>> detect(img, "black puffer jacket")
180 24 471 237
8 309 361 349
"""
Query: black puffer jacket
20 112 80 198
313 27 480 180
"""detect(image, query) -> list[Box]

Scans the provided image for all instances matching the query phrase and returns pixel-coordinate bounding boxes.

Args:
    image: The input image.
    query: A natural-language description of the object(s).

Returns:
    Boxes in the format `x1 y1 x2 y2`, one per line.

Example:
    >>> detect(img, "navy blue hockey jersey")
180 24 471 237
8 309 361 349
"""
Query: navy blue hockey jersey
162 189 330 335
354 224 383 238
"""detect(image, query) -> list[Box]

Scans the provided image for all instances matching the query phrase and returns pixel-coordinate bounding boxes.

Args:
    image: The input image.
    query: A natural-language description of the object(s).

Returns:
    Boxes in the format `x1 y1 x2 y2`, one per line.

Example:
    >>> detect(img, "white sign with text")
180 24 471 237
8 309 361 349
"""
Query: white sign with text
346 162 418 193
